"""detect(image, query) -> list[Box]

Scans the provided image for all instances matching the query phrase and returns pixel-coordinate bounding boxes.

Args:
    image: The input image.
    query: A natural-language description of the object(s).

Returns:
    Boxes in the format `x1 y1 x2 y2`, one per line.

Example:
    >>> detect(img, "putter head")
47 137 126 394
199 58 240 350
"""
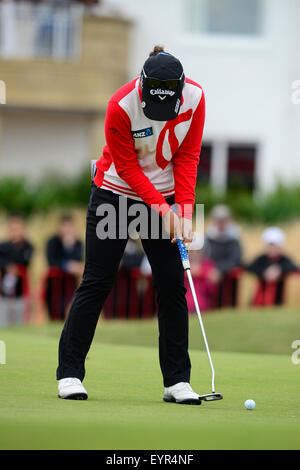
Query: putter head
198 393 223 402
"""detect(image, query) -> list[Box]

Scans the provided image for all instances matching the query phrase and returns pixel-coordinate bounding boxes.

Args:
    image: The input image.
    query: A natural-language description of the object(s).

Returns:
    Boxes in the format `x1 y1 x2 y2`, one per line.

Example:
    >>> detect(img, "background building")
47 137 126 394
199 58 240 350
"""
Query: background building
0 0 131 179
0 0 300 194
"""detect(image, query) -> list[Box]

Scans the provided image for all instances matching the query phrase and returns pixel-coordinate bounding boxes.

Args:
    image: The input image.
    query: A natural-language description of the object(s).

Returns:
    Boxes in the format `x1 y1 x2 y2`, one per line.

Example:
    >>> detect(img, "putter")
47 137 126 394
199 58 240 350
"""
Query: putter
176 235 223 402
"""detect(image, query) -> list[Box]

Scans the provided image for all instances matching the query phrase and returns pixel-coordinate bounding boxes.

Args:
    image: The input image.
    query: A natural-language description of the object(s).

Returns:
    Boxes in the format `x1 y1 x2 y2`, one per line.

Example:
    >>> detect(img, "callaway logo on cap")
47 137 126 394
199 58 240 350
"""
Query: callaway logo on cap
140 51 185 121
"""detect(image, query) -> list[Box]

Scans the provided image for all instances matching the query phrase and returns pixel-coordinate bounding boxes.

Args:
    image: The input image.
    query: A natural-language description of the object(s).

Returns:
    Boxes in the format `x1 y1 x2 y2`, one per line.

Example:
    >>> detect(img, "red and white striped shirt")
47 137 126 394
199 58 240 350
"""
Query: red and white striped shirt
94 77 205 218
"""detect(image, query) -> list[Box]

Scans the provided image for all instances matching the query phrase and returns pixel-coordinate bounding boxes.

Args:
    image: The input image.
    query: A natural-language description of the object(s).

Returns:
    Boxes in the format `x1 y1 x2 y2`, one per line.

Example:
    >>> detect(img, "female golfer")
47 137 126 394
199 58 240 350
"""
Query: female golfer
57 46 205 404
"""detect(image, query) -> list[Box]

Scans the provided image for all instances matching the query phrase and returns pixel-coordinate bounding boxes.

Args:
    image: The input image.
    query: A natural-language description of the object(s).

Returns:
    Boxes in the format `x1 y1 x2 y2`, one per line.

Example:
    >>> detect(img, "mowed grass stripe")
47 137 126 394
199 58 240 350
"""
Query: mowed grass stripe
8 307 299 355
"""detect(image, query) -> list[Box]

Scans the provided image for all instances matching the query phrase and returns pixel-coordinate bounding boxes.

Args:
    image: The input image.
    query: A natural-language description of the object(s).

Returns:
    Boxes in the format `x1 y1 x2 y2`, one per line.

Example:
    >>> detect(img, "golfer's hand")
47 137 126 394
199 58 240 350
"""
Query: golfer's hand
163 209 183 242
180 217 194 247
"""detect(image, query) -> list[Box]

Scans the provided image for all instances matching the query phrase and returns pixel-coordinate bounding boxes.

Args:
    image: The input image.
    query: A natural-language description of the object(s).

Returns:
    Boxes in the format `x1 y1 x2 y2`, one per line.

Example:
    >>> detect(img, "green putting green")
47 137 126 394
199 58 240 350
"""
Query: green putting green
0 309 299 450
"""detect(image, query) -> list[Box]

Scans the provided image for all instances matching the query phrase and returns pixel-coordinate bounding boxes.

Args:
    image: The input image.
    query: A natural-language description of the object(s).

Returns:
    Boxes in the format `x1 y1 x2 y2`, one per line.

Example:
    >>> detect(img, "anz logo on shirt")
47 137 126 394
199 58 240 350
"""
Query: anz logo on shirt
131 127 153 139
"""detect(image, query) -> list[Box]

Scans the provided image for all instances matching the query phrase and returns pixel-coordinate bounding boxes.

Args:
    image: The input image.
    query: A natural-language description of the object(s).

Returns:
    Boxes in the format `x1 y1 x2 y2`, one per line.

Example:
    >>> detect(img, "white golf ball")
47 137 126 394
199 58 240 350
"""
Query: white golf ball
244 399 255 410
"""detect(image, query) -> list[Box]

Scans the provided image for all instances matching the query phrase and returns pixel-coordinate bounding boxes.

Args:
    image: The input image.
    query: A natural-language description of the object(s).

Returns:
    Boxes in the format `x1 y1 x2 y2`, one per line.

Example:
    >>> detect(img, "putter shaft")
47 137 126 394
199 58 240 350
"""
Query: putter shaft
186 269 215 393
175 235 216 394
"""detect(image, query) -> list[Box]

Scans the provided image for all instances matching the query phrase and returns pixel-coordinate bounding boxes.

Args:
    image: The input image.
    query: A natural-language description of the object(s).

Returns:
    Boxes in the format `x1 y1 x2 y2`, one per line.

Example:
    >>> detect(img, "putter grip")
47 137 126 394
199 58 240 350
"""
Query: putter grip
171 204 191 271
176 237 190 271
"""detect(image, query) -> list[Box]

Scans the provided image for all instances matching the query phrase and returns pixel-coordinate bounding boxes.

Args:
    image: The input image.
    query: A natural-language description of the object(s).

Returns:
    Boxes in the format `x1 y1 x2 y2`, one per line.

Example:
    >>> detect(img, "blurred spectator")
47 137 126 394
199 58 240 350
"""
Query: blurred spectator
185 235 219 313
44 214 83 320
0 212 33 326
248 227 298 306
203 205 242 274
203 205 242 307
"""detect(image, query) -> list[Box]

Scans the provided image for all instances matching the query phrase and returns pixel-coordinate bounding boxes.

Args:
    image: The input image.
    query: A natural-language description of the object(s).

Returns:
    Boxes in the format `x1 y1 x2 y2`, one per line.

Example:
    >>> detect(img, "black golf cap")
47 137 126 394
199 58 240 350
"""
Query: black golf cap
140 51 185 121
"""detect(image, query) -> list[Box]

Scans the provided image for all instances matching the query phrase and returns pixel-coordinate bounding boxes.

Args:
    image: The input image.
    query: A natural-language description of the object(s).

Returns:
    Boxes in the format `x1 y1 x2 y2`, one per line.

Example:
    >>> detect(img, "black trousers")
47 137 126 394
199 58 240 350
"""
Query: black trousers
56 184 191 387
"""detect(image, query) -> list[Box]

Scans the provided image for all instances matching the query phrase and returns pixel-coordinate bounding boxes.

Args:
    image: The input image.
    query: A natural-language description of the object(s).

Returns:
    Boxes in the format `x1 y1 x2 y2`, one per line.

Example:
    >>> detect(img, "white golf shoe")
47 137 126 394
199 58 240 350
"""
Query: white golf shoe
58 377 88 400
163 382 201 405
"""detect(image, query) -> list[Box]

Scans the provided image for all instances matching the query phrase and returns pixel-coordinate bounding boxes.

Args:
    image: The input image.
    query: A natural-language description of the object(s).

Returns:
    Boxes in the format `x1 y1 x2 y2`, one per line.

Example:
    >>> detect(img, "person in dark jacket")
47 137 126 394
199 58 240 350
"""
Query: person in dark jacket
247 227 298 306
203 205 242 307
0 212 34 325
47 215 83 276
45 215 83 320
203 205 242 274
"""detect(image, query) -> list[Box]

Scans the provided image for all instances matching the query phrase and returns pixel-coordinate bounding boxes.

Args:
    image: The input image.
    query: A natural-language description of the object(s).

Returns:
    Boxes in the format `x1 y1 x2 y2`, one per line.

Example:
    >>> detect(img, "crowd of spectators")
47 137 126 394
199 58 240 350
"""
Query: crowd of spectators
184 206 299 313
0 206 299 325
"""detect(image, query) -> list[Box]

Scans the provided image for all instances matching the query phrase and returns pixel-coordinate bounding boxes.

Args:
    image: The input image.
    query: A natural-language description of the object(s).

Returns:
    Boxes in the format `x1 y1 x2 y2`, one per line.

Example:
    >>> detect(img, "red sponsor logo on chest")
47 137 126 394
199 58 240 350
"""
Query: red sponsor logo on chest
156 109 193 169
